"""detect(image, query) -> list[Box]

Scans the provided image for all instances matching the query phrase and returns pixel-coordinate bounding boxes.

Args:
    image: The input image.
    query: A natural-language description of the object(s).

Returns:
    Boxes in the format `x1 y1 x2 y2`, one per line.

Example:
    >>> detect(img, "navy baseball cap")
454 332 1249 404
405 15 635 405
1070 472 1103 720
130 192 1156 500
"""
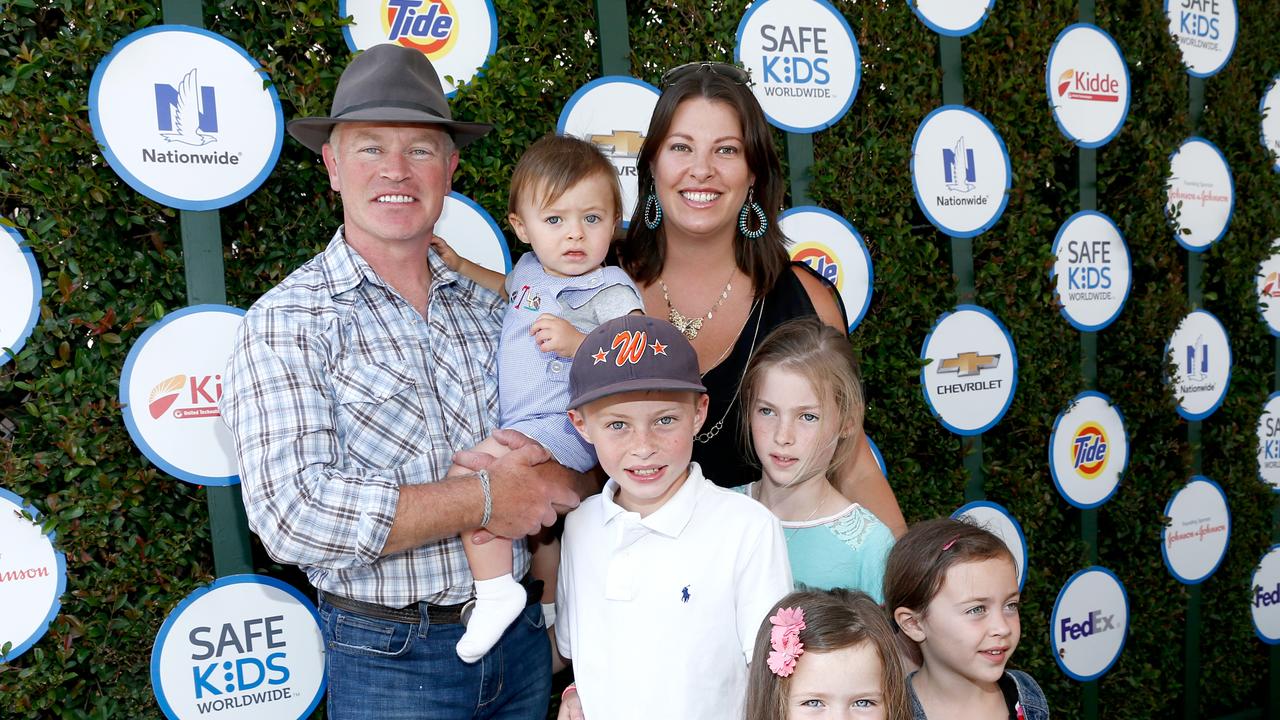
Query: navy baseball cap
568 316 706 409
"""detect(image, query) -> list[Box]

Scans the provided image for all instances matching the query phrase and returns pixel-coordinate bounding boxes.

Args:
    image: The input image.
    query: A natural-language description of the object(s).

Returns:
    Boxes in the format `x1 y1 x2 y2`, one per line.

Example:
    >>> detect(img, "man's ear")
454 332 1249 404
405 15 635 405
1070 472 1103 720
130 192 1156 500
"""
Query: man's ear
322 142 342 193
894 607 927 643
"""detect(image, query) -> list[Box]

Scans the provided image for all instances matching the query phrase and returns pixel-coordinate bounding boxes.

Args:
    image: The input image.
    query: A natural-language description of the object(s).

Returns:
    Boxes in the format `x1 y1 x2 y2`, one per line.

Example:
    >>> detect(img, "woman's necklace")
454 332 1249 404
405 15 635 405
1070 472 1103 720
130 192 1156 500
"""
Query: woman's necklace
695 297 762 444
755 483 830 542
659 272 734 340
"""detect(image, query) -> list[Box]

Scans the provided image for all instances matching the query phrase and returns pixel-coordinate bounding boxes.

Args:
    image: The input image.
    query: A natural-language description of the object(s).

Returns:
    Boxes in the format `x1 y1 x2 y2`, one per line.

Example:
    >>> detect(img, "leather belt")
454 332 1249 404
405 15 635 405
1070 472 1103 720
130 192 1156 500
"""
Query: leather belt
319 576 543 627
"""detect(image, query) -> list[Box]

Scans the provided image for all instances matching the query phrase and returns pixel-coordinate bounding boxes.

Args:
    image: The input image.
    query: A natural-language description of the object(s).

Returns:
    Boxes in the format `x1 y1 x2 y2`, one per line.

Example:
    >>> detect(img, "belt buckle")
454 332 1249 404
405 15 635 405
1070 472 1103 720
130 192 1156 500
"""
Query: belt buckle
459 598 476 627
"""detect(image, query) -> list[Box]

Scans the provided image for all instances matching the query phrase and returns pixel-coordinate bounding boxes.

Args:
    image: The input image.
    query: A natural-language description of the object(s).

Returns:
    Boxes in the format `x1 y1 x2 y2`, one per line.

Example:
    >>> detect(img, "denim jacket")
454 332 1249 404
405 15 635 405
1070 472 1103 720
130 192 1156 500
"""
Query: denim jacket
908 670 1050 720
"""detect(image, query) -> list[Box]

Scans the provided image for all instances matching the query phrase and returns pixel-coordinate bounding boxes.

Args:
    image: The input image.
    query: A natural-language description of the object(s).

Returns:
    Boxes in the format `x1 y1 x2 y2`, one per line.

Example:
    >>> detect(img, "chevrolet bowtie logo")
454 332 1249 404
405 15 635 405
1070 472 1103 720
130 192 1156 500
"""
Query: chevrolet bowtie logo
938 352 1000 377
589 130 645 157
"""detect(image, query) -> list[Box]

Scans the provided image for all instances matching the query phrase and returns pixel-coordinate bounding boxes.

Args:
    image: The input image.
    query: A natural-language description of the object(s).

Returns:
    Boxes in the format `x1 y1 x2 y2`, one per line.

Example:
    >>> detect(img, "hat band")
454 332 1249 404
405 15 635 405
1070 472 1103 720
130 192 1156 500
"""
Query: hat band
336 98 450 119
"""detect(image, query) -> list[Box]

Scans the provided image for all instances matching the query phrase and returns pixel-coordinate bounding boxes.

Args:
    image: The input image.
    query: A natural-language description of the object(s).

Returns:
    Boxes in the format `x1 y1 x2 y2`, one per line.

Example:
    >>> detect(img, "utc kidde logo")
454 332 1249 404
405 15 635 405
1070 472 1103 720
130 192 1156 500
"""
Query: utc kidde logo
1055 69 1120 103
148 374 223 421
151 575 325 720
1256 244 1280 337
382 0 459 57
920 306 1017 436
1051 567 1129 681
1045 24 1130 148
1072 423 1108 479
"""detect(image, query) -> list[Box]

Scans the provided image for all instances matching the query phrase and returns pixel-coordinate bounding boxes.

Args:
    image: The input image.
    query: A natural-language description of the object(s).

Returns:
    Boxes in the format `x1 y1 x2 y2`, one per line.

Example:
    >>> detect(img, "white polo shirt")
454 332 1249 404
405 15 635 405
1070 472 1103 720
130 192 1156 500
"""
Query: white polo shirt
556 462 792 720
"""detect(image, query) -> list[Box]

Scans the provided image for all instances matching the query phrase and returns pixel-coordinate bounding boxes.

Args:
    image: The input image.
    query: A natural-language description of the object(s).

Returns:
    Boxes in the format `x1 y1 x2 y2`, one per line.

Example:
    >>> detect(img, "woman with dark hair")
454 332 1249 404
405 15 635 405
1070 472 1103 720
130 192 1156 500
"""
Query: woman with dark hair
616 61 905 535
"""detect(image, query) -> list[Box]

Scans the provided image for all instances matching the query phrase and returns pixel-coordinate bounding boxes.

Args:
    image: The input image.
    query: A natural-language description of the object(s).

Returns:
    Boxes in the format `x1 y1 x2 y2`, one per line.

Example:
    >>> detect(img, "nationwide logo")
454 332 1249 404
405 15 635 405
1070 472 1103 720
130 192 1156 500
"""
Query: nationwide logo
1261 271 1280 298
1165 517 1227 547
758 23 833 98
1174 0 1223 51
1072 423 1109 479
1059 608 1118 643
143 68 243 167
792 242 841 289
588 130 645 159
383 0 459 58
935 351 1003 396
148 373 222 420
1185 335 1210 382
1055 69 1121 103
942 138 976 193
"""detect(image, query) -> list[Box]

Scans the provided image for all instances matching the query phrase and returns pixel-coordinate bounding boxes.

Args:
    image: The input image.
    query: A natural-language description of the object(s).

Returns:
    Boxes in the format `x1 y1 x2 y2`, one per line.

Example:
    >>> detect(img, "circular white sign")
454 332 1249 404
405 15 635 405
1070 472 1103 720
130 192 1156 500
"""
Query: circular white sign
1166 309 1231 421
1165 137 1234 251
435 192 511 275
556 76 661 229
1048 391 1128 509
1051 211 1131 331
920 305 1018 435
780 207 874 331
1256 242 1280 336
0 225 41 366
1161 476 1230 584
1263 76 1280 173
867 435 887 479
1252 546 1280 644
910 105 1011 238
952 500 1027 591
120 305 244 485
151 575 326 720
1051 566 1128 681
1045 23 1130 148
0 489 66 663
906 0 994 37
341 0 498 96
734 0 861 133
1256 393 1280 492
1164 0 1237 78
89 26 283 211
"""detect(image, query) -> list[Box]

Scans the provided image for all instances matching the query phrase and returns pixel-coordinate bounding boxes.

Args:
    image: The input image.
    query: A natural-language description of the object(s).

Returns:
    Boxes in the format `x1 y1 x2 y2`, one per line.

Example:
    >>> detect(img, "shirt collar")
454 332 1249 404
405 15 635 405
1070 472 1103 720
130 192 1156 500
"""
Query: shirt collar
318 227 460 298
600 462 706 539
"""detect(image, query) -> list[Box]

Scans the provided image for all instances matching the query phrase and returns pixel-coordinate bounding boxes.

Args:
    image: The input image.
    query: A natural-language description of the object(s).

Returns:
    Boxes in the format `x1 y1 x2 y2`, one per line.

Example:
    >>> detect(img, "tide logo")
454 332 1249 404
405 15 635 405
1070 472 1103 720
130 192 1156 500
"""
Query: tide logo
1055 69 1120 103
1071 422 1109 479
383 0 459 58
154 68 218 146
1262 271 1280 298
148 373 222 420
791 242 841 290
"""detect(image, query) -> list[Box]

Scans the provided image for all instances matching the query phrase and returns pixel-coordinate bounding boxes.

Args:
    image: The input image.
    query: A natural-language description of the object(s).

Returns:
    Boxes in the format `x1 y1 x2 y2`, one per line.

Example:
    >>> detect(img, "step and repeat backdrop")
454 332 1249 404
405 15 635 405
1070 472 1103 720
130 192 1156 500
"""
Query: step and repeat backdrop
2 0 1280 717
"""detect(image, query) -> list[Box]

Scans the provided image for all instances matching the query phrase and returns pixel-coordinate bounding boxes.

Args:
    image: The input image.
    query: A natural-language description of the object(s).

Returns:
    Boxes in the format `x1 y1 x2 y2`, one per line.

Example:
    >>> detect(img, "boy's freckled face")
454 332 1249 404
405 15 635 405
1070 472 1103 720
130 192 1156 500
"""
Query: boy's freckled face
569 390 709 517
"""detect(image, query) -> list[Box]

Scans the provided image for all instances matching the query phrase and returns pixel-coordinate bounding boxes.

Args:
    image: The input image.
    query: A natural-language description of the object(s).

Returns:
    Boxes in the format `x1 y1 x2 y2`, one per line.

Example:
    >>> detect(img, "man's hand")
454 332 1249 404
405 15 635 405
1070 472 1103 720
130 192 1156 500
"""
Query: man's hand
531 314 585 358
454 429 581 543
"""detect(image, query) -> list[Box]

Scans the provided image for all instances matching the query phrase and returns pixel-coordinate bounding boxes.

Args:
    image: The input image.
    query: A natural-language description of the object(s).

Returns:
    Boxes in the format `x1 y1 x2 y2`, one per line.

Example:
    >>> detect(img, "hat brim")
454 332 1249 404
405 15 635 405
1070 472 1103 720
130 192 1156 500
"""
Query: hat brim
287 107 492 154
568 378 708 411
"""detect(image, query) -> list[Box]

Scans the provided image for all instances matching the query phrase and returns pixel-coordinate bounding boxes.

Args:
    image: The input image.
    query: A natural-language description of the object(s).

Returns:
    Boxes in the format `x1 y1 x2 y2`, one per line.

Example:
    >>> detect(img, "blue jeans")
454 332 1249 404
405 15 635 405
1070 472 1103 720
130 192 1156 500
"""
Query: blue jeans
318 599 551 720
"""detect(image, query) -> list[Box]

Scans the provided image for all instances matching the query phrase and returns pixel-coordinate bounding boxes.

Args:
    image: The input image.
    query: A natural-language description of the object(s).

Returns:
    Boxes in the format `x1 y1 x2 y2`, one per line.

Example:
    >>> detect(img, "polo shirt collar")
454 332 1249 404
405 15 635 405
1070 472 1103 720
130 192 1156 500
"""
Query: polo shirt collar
318 227 460 299
600 462 706 539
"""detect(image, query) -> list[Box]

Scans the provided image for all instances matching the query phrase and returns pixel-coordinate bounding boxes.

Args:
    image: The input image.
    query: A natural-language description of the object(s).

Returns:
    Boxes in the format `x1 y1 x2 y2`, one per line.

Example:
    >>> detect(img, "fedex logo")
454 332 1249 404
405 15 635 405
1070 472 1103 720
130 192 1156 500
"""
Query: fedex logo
1255 581 1280 608
1059 609 1117 641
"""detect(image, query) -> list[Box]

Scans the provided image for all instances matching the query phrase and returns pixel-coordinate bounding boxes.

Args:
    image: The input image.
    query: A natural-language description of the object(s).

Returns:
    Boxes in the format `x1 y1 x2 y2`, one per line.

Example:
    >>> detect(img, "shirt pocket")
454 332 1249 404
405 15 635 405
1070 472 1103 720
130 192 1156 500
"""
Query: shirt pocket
332 360 428 469
545 356 571 384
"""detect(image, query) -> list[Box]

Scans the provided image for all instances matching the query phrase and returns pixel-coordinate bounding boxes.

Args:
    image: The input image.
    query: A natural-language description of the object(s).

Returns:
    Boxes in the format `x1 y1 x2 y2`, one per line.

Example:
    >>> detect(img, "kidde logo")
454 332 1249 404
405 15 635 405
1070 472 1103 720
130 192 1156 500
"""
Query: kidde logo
148 373 222 420
758 24 832 98
792 242 841 290
188 615 294 712
1055 69 1120 103
383 0 459 57
1059 608 1117 642
1072 423 1108 479
1262 272 1280 298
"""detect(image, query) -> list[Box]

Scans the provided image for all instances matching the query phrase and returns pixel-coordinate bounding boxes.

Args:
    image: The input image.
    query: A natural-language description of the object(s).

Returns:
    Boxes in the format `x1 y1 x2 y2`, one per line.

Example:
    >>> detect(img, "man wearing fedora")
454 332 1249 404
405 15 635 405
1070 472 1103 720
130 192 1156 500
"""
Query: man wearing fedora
222 44 583 718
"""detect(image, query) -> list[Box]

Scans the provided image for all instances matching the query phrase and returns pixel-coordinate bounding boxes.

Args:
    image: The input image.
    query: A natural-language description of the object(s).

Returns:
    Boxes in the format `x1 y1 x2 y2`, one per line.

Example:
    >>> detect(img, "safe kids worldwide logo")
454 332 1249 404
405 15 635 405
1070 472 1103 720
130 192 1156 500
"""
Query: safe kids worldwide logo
151 575 325 720
1161 476 1230 585
120 305 245 486
89 27 283 211
1051 211 1132 331
780 207 874 332
557 77 661 227
1257 394 1280 492
0 225 41 368
342 0 497 96
920 305 1018 436
1049 392 1128 509
1045 24 1130 147
1165 137 1234 252
911 106 1011 238
1167 309 1231 421
1051 567 1129 681
1165 0 1237 77
0 488 67 664
734 0 861 133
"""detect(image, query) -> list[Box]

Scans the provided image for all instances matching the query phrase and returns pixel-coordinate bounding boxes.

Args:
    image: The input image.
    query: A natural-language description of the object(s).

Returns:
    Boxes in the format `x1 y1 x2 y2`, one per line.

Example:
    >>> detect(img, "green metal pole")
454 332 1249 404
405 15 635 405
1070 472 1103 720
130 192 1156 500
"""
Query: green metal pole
1182 70 1205 720
786 133 815 207
163 0 253 578
593 0 630 76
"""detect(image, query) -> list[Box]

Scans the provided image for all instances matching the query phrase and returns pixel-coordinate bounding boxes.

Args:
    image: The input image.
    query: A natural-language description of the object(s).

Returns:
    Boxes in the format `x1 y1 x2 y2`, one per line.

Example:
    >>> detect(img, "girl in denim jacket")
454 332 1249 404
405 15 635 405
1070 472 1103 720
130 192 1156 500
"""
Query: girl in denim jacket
885 518 1049 720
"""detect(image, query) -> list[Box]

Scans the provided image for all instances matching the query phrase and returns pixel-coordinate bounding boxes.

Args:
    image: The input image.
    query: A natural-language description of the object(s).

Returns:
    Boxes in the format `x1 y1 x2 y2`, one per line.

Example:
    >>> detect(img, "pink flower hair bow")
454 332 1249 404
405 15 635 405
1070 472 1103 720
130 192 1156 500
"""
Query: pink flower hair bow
766 606 806 677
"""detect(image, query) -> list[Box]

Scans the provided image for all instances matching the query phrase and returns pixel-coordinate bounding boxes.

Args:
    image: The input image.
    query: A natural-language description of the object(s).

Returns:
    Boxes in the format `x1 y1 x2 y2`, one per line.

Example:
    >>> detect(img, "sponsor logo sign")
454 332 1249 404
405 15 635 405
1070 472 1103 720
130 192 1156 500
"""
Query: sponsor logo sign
920 305 1018 435
1252 546 1280 644
120 306 245 485
952 501 1028 591
341 0 498 96
1256 393 1280 492
1045 24 1130 148
89 27 283 211
0 489 66 663
1165 136 1234 251
910 105 1011 238
0 225 41 367
1166 309 1231 421
151 575 325 719
1255 241 1280 336
906 0 995 37
435 192 511 275
1050 211 1131 331
1262 76 1280 173
1161 476 1230 585
1164 0 1237 78
1051 566 1128 681
1049 392 1128 509
780 207 874 331
556 77 660 228
734 0 861 133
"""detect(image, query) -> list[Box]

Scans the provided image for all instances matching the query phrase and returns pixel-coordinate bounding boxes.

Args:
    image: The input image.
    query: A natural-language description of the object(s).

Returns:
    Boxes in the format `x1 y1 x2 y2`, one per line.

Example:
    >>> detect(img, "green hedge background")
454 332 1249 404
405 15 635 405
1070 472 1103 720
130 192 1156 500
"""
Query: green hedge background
2 0 1278 717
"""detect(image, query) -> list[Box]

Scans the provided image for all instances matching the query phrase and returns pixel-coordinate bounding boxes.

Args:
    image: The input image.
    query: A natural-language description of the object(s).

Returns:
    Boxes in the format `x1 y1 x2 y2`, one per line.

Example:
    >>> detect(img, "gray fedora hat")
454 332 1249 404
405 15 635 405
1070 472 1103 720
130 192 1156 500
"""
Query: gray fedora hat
287 44 492 153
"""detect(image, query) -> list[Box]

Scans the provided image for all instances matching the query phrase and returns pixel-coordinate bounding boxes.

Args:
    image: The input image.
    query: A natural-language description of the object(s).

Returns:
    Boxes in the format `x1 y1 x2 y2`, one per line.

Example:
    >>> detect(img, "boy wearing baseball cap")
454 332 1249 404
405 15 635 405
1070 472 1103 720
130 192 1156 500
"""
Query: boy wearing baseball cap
554 315 792 720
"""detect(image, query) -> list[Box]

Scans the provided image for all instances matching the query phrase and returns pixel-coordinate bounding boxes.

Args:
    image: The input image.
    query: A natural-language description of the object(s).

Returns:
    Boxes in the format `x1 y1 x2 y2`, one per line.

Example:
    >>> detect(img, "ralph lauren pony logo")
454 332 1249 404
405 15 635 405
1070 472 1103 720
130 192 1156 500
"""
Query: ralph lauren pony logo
590 331 669 366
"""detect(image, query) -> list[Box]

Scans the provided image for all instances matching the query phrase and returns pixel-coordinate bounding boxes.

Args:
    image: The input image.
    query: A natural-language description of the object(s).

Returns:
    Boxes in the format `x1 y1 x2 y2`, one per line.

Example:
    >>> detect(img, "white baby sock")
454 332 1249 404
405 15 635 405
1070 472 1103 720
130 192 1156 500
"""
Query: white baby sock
455 575 526 663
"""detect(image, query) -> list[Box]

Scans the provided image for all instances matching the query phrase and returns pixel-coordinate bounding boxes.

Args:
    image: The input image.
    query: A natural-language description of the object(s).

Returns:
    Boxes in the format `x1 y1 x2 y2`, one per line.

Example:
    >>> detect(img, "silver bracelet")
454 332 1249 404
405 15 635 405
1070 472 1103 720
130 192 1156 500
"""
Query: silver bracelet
477 469 492 528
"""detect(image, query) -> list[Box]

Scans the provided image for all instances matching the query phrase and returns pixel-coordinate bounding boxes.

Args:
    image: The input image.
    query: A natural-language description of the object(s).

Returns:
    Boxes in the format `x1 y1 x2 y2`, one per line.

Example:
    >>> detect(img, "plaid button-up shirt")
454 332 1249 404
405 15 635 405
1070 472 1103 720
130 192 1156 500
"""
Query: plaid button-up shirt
221 230 527 607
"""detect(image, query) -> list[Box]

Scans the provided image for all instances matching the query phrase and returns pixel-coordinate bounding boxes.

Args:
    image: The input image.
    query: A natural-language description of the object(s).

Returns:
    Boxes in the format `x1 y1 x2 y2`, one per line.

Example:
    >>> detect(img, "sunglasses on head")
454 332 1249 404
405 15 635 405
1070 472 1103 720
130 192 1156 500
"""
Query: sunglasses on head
660 61 753 88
